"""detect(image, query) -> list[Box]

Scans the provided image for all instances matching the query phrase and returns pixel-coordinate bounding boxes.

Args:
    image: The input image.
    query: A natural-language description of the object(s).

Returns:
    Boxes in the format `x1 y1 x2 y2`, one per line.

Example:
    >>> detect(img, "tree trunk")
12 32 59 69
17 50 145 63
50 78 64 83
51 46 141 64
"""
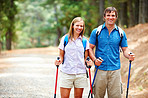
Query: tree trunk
144 0 148 23
139 0 147 23
99 0 105 24
54 3 62 46
134 0 139 25
128 0 135 27
6 31 12 50
120 2 128 28
6 0 14 50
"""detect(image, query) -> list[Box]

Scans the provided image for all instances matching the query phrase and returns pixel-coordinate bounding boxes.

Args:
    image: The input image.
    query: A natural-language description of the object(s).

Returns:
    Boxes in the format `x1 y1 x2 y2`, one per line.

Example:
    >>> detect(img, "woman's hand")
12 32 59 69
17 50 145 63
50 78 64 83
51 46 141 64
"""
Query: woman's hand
86 60 93 67
55 58 62 66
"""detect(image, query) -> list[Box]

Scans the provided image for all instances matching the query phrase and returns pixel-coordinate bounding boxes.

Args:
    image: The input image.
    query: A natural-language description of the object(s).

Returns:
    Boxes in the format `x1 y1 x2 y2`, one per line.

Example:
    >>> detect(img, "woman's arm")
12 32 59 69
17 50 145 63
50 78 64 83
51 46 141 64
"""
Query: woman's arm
55 49 64 66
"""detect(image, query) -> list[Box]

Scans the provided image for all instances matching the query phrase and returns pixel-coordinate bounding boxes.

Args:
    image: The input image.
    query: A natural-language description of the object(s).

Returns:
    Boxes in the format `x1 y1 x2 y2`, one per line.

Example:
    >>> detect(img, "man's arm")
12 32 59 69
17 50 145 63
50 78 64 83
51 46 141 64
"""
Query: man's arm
89 43 96 61
122 47 135 61
89 43 103 66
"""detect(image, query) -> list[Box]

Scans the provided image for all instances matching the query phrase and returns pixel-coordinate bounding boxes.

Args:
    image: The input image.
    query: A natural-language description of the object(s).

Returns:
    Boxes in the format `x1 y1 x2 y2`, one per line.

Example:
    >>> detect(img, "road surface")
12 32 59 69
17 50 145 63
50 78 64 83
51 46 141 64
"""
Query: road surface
0 48 94 98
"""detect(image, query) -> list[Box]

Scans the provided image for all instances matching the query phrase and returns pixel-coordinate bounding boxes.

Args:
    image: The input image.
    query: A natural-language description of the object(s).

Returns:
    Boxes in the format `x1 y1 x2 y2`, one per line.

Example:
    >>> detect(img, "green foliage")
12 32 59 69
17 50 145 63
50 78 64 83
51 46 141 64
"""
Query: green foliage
0 0 18 50
0 0 146 49
15 0 57 48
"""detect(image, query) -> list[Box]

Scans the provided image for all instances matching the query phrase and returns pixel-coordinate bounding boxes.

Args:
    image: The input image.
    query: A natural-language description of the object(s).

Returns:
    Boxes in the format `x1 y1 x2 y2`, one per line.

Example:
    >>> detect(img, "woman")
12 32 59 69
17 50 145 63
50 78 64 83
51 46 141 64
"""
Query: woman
55 17 91 98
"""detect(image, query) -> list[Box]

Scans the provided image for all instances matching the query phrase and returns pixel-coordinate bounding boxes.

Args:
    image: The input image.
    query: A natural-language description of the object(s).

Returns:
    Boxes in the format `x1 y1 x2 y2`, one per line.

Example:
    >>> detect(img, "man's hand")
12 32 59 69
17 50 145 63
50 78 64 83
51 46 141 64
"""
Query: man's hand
94 57 103 66
128 52 135 61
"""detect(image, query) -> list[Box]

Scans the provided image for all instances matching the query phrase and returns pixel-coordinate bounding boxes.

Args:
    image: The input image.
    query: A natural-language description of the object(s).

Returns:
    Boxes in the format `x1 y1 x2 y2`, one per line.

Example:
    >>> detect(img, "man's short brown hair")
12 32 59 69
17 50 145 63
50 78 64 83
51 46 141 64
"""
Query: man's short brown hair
104 7 118 18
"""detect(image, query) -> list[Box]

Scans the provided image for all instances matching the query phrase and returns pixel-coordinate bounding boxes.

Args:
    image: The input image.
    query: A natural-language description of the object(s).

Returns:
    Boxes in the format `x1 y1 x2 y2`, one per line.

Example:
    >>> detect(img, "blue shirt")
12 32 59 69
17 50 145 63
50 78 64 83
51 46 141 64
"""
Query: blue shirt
89 23 128 71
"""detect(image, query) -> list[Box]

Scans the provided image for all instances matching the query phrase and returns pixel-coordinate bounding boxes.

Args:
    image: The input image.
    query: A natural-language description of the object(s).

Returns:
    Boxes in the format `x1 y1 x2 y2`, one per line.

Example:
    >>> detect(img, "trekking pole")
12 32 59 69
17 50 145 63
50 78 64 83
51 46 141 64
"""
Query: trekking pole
126 53 133 98
86 57 93 98
88 57 103 98
54 57 60 98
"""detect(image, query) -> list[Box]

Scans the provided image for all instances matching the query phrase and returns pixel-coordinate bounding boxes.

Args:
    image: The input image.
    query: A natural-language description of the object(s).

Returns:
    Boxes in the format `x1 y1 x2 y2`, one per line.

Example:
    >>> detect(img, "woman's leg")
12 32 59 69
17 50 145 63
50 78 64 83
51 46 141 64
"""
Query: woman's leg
60 87 71 98
74 88 84 98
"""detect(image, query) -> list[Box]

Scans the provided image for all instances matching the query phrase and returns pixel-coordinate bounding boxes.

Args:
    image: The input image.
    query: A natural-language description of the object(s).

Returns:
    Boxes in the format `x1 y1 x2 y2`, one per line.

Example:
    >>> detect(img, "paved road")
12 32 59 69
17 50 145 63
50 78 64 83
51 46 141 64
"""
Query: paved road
0 52 92 98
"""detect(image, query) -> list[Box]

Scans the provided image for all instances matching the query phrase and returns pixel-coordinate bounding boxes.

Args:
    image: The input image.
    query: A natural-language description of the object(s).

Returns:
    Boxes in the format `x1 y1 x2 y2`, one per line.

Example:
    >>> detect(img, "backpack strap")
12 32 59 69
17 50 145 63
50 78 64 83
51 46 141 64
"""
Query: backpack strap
117 26 124 52
64 35 69 48
82 37 87 51
96 25 103 48
64 35 87 51
117 26 123 46
96 25 103 36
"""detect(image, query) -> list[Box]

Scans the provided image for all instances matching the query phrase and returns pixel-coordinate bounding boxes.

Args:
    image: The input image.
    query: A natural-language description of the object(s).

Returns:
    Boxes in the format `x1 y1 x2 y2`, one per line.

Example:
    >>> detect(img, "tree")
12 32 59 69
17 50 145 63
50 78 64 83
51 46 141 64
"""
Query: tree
133 0 139 25
99 0 105 24
119 1 128 28
0 0 18 50
139 0 148 23
128 0 135 27
1 0 148 50
53 2 62 46
6 0 16 50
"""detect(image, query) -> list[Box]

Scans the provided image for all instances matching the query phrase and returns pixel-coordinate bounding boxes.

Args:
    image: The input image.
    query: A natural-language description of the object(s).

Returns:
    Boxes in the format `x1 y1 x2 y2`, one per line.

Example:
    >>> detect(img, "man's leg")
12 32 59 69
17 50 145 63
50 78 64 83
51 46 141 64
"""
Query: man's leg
107 69 122 98
94 70 107 98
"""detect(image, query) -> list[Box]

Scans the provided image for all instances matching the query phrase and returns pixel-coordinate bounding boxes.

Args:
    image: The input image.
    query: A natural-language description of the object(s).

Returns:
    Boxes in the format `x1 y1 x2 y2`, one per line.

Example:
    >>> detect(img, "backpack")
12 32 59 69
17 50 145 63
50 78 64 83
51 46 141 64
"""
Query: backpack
95 25 123 51
64 34 87 51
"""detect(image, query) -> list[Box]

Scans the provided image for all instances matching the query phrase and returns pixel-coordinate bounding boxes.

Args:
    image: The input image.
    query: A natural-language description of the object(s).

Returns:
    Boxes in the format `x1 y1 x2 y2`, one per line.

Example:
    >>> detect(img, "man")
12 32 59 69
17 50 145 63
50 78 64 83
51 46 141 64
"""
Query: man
89 7 135 98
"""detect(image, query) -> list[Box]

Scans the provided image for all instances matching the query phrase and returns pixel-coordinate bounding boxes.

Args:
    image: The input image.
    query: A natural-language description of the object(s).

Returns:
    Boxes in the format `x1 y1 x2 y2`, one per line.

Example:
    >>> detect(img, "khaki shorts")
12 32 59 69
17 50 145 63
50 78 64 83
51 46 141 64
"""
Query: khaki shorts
59 71 88 88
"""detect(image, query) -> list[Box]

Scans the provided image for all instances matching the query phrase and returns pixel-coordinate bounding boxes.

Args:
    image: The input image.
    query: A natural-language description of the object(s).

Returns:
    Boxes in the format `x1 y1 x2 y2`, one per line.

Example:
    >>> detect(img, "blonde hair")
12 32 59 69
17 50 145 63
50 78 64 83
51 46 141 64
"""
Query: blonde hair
68 17 85 41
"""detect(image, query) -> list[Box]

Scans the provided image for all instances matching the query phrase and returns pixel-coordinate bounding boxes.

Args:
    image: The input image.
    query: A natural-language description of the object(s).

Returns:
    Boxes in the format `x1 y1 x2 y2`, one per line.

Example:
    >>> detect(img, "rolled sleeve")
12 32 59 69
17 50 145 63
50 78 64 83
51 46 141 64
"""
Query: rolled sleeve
89 28 97 45
58 36 65 50
121 31 128 47
85 40 89 50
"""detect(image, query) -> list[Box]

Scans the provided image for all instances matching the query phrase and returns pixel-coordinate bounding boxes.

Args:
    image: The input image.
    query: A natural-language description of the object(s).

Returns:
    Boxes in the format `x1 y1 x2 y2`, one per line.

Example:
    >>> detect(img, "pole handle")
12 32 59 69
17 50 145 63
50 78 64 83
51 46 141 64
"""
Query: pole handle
56 57 60 68
129 52 133 62
86 57 91 68
98 57 103 61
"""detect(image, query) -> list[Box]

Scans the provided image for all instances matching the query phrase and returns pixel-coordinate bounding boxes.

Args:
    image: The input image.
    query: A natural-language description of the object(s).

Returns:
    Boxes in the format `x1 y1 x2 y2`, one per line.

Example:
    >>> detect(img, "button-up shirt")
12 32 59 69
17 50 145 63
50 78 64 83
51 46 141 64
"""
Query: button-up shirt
89 23 128 71
58 35 89 74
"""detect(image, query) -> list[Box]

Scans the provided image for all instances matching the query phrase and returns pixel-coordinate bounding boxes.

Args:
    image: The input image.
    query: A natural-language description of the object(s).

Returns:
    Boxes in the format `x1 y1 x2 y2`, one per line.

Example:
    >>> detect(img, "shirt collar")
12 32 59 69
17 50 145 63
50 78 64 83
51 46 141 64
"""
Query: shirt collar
78 35 82 39
72 35 82 40
114 24 118 30
103 23 118 30
102 23 106 29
